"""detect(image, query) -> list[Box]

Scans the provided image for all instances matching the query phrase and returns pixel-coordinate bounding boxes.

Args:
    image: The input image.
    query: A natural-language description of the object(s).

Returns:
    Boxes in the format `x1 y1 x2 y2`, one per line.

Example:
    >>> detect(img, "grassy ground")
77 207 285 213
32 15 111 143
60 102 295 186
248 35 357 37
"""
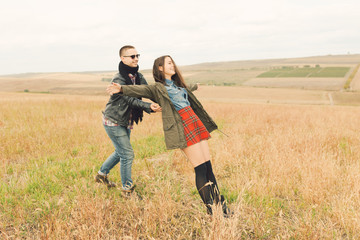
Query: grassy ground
1 92 360 239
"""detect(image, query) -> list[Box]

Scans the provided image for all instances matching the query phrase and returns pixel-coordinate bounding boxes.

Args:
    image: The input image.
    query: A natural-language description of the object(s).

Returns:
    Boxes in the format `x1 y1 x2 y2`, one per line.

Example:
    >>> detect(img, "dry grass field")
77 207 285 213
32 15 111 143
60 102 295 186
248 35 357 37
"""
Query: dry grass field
1 54 360 239
194 86 332 105
1 90 360 239
0 72 113 95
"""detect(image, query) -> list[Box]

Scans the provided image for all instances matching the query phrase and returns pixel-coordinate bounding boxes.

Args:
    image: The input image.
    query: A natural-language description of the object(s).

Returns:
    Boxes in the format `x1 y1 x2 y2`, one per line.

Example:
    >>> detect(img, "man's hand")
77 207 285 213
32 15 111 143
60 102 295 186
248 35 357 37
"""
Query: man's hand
107 82 122 95
150 103 162 112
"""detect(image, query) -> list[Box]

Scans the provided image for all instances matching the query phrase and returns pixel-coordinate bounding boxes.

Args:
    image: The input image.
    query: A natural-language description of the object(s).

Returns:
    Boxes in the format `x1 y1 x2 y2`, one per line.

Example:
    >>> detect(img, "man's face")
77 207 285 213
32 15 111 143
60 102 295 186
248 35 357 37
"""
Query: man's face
121 48 139 68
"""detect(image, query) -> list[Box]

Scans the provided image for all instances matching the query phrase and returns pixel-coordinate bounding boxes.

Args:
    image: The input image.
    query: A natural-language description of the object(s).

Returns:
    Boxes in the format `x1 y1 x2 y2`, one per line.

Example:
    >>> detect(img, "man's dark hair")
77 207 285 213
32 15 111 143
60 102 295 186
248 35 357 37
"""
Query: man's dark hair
119 45 135 57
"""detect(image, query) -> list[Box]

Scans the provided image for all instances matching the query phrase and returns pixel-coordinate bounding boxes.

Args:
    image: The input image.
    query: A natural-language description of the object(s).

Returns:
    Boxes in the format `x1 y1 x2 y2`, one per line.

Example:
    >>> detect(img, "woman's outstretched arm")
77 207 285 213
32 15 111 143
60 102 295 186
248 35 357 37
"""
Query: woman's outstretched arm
107 82 156 100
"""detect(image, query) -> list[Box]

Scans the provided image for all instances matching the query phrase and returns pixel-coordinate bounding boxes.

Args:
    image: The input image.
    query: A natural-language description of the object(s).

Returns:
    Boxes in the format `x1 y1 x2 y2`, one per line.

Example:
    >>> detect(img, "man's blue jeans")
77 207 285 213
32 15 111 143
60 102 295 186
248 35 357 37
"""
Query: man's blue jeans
100 124 134 190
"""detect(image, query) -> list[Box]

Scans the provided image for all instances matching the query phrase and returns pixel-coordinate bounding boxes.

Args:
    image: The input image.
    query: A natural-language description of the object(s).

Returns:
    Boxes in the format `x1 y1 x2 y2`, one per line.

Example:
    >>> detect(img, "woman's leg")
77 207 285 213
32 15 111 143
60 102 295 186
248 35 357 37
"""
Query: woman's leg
182 142 214 213
197 140 221 203
196 140 218 188
182 141 208 167
183 140 230 215
198 141 231 215
198 140 211 161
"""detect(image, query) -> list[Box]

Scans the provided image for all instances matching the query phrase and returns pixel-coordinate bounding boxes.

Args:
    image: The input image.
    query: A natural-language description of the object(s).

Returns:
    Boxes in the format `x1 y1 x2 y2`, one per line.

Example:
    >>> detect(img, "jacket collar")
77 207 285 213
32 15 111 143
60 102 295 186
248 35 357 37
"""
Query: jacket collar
165 79 174 86
155 82 172 101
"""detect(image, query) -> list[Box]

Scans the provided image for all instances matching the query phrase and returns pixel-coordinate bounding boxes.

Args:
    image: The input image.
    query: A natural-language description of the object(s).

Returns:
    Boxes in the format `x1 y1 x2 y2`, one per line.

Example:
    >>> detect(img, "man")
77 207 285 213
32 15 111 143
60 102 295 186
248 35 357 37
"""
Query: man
95 45 161 194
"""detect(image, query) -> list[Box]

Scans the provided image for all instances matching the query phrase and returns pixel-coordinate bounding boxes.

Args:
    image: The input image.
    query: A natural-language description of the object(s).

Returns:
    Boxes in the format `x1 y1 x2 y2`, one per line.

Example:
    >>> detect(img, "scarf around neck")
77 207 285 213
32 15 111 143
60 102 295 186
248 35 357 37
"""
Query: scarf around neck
118 61 140 85
118 61 138 74
117 61 143 124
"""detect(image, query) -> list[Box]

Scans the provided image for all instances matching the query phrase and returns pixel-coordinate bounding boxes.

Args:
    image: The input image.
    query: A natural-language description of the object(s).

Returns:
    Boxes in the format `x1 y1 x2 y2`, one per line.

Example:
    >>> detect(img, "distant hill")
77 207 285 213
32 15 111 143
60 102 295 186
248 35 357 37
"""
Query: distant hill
174 54 360 90
1 54 359 94
179 54 360 70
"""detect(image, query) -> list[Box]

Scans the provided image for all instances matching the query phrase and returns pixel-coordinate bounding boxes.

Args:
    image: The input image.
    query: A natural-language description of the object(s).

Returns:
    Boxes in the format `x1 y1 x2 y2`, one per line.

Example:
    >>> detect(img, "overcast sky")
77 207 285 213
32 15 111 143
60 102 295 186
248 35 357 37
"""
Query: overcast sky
1 0 359 75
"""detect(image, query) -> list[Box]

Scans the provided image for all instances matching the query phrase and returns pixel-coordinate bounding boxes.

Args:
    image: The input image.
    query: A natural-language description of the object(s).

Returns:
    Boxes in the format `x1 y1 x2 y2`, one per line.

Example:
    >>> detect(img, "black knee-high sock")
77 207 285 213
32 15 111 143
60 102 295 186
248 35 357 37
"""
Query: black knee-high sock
194 163 213 205
205 161 231 215
205 160 221 203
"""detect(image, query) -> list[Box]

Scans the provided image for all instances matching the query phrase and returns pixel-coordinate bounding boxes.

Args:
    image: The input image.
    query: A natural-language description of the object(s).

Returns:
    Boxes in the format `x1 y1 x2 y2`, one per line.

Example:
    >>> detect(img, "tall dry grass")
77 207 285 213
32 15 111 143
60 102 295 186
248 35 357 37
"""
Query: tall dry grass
207 102 360 238
1 92 360 239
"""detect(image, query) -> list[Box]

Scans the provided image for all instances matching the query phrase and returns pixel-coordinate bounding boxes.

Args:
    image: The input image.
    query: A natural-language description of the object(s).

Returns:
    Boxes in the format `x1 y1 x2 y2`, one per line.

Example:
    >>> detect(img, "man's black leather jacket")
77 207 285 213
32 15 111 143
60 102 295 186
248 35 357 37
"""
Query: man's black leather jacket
102 72 152 126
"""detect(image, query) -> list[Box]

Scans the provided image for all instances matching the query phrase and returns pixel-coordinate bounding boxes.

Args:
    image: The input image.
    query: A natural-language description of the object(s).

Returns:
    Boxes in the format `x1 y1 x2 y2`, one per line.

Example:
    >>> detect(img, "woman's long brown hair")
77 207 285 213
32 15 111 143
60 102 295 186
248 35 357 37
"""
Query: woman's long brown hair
152 55 187 88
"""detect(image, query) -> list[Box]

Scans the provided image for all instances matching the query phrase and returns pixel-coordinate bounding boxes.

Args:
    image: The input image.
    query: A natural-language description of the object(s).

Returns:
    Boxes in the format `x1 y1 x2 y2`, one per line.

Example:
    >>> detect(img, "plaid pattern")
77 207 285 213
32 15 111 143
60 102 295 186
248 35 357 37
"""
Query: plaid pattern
102 115 119 126
178 106 210 147
128 73 136 84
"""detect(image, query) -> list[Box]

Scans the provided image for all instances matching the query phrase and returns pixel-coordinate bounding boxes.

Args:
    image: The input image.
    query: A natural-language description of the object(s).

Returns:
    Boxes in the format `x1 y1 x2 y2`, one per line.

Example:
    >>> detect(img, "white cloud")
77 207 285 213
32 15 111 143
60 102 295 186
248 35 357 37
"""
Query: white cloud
0 0 360 74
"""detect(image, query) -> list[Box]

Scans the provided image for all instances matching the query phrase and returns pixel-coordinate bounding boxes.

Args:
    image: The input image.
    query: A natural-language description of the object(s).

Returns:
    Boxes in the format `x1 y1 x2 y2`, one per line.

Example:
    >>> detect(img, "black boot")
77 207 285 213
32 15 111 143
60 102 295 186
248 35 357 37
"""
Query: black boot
198 182 215 215
220 195 232 218
205 199 214 215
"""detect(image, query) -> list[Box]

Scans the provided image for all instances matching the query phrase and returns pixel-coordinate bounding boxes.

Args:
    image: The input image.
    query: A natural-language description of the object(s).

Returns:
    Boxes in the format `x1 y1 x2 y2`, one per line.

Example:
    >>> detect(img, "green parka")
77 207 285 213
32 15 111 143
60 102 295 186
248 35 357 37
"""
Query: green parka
121 82 218 150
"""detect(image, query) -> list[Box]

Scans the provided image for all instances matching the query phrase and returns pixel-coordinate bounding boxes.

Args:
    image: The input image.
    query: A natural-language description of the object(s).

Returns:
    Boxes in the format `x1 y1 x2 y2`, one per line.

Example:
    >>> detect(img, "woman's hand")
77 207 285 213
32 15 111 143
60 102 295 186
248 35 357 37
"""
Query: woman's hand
150 103 162 112
107 82 122 95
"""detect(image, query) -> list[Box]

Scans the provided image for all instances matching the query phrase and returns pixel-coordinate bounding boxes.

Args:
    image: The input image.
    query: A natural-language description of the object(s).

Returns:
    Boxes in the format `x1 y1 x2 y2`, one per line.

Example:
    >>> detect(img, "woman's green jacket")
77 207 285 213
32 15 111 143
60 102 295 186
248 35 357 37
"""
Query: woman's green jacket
121 82 218 150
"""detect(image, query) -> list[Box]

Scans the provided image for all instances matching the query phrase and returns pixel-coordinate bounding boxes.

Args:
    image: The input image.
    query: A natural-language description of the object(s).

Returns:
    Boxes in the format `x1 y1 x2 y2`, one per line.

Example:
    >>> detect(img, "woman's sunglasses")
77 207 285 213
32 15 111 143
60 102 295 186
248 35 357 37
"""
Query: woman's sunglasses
123 54 140 59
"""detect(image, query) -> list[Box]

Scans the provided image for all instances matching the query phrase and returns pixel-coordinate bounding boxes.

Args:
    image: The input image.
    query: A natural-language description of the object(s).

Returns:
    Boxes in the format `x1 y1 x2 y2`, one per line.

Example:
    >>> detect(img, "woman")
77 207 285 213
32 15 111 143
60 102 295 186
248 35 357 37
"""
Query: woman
107 55 230 216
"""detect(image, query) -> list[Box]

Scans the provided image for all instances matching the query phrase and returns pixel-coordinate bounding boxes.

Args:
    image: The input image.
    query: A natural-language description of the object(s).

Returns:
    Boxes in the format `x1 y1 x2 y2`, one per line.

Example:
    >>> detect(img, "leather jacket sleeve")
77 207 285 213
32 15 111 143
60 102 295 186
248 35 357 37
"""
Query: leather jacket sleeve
111 73 152 113
123 95 152 113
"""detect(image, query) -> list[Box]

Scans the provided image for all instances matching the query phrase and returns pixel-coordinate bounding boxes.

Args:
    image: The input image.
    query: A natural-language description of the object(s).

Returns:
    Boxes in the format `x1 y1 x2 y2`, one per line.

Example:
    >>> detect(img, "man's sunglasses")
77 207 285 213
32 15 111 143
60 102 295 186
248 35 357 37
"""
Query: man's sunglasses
123 54 140 59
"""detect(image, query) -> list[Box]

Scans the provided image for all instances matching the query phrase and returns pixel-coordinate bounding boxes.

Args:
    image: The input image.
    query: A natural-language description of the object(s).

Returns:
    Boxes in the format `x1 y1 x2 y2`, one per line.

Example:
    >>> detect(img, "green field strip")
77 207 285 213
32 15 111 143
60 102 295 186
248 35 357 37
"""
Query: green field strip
309 67 350 77
257 66 350 78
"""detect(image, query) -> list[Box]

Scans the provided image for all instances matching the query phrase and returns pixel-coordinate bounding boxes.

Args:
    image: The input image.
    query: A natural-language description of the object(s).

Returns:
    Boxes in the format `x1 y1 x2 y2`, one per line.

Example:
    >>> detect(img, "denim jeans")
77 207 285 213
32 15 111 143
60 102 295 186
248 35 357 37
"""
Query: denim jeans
100 124 134 190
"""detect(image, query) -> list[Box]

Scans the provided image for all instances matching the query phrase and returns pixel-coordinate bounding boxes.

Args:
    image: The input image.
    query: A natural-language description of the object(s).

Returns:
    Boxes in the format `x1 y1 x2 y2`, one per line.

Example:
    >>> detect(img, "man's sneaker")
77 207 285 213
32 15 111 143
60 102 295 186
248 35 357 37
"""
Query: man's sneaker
95 174 116 189
121 184 136 197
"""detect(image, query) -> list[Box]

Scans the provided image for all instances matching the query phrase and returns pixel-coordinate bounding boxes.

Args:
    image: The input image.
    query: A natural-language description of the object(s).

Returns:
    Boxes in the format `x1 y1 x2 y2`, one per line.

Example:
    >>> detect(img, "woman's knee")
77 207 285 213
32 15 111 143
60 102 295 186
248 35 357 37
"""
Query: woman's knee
182 146 207 167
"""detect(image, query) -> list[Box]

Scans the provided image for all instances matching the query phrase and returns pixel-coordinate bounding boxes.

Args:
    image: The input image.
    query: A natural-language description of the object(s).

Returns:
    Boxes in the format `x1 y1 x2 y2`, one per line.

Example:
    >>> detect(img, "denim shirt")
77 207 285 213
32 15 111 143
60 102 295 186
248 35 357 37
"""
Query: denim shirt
165 79 190 111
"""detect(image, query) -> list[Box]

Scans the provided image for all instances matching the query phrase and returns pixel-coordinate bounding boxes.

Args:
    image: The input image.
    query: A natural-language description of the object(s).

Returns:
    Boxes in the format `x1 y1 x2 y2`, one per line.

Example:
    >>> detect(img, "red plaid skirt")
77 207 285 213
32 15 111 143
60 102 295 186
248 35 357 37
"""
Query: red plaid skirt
178 106 211 147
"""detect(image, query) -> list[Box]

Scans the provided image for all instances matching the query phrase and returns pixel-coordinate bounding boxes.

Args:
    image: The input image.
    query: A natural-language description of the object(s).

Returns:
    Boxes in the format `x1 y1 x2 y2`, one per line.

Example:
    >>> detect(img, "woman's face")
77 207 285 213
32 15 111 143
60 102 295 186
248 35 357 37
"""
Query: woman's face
160 57 176 79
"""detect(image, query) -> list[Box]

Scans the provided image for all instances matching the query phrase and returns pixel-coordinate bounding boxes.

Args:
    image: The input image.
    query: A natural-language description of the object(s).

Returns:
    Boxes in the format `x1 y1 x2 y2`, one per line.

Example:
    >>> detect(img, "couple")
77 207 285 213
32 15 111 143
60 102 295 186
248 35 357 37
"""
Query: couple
96 45 230 216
